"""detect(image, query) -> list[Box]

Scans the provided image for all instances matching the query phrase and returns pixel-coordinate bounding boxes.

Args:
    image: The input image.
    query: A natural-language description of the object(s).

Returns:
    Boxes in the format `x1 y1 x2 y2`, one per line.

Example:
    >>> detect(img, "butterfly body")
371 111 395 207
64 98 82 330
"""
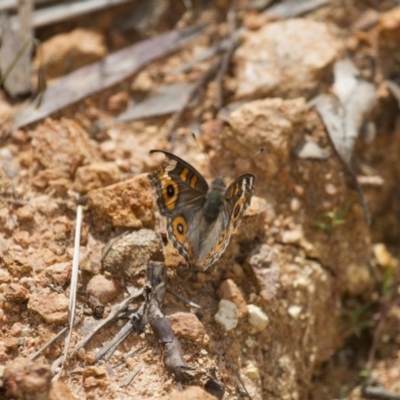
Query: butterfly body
148 150 255 270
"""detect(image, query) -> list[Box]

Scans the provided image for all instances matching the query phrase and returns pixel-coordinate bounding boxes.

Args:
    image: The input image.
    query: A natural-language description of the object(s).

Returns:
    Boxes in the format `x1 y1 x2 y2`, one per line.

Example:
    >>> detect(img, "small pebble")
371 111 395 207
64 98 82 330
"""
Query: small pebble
247 304 269 333
214 299 238 332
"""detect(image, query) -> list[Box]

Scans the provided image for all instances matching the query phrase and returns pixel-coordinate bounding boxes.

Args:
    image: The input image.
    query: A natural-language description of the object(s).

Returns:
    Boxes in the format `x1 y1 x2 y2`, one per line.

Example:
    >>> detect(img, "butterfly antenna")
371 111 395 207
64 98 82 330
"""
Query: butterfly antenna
191 132 219 178
230 146 265 175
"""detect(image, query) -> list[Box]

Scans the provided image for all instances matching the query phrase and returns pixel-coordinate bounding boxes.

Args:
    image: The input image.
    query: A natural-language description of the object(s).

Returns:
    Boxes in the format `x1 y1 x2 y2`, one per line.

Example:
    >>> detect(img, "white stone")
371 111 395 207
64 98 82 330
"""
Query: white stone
288 305 302 319
247 304 269 332
214 299 238 332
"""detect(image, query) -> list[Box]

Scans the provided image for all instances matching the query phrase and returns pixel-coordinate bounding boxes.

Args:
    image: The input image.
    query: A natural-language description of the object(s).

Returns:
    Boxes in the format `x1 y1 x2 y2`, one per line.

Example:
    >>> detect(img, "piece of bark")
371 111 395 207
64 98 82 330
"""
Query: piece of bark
8 0 134 30
145 262 195 382
15 26 203 128
0 0 33 97
0 0 56 13
265 0 331 18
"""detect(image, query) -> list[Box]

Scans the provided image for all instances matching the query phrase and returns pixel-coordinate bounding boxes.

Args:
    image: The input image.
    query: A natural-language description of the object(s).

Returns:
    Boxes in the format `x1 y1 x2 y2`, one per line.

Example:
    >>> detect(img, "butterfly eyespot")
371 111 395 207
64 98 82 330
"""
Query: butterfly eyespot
171 216 187 242
166 184 175 197
162 180 179 210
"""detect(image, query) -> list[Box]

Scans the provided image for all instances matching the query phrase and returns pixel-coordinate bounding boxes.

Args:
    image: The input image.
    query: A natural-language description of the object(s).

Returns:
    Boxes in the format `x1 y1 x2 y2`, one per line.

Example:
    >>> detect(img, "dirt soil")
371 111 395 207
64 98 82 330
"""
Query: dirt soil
1 1 400 399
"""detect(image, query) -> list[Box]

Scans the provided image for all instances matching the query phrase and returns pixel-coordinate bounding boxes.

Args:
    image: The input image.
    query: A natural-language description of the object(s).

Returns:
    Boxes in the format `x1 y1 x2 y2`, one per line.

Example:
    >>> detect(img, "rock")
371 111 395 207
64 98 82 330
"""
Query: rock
247 304 269 333
168 312 206 343
3 357 52 400
247 245 280 301
218 279 248 319
233 19 341 99
49 380 77 400
373 243 398 269
34 29 106 79
214 299 238 332
44 262 72 287
5 283 30 303
0 268 11 284
342 263 373 296
288 305 302 319
15 205 34 222
169 386 216 400
102 229 163 279
28 292 68 324
88 174 155 229
82 366 108 389
13 231 30 248
86 275 118 304
3 337 19 351
74 162 121 193
32 118 99 181
221 98 308 180
107 91 130 113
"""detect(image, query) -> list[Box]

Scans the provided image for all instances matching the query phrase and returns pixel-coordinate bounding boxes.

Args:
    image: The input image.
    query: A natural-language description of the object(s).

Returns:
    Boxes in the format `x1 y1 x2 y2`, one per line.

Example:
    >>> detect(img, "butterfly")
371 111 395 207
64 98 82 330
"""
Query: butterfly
148 150 255 270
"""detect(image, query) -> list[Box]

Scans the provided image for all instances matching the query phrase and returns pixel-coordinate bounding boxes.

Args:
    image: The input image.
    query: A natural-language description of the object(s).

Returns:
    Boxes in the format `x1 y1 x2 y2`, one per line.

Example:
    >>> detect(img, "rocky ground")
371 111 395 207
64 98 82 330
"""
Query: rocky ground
1 0 400 399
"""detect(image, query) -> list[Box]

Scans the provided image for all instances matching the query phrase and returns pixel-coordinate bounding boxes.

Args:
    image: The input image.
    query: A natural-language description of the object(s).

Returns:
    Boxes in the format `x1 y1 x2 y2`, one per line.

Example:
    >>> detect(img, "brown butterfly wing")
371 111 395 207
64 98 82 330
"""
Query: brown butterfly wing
148 150 208 266
195 174 255 270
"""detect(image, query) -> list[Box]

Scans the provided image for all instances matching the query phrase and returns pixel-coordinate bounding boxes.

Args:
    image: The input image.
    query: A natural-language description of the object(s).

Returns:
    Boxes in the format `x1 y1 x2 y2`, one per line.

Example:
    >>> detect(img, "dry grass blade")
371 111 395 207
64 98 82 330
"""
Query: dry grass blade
72 288 143 354
167 286 201 309
52 205 82 379
94 304 145 363
15 26 203 127
120 365 144 388
29 326 68 361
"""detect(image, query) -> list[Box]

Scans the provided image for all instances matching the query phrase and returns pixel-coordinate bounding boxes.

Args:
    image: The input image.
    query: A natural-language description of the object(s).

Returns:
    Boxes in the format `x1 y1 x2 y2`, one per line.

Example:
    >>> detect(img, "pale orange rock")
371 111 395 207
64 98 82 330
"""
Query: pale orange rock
74 162 121 193
50 380 77 400
34 28 106 79
5 283 30 303
86 275 118 304
88 173 155 228
28 292 68 324
218 279 248 319
169 386 215 400
168 312 206 343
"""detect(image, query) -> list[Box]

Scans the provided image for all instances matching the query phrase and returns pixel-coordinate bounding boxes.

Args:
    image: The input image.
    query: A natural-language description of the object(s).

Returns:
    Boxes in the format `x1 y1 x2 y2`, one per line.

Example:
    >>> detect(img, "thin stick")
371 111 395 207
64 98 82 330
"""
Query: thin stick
29 326 68 361
72 288 143 354
167 286 201 309
120 365 143 387
167 59 222 151
53 205 83 380
362 386 400 400
214 6 238 109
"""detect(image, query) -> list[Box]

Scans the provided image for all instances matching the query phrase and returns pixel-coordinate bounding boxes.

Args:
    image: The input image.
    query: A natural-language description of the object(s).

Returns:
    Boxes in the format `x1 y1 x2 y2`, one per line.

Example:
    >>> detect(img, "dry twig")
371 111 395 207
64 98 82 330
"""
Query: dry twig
362 386 400 400
145 262 195 382
166 59 221 150
214 6 238 109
